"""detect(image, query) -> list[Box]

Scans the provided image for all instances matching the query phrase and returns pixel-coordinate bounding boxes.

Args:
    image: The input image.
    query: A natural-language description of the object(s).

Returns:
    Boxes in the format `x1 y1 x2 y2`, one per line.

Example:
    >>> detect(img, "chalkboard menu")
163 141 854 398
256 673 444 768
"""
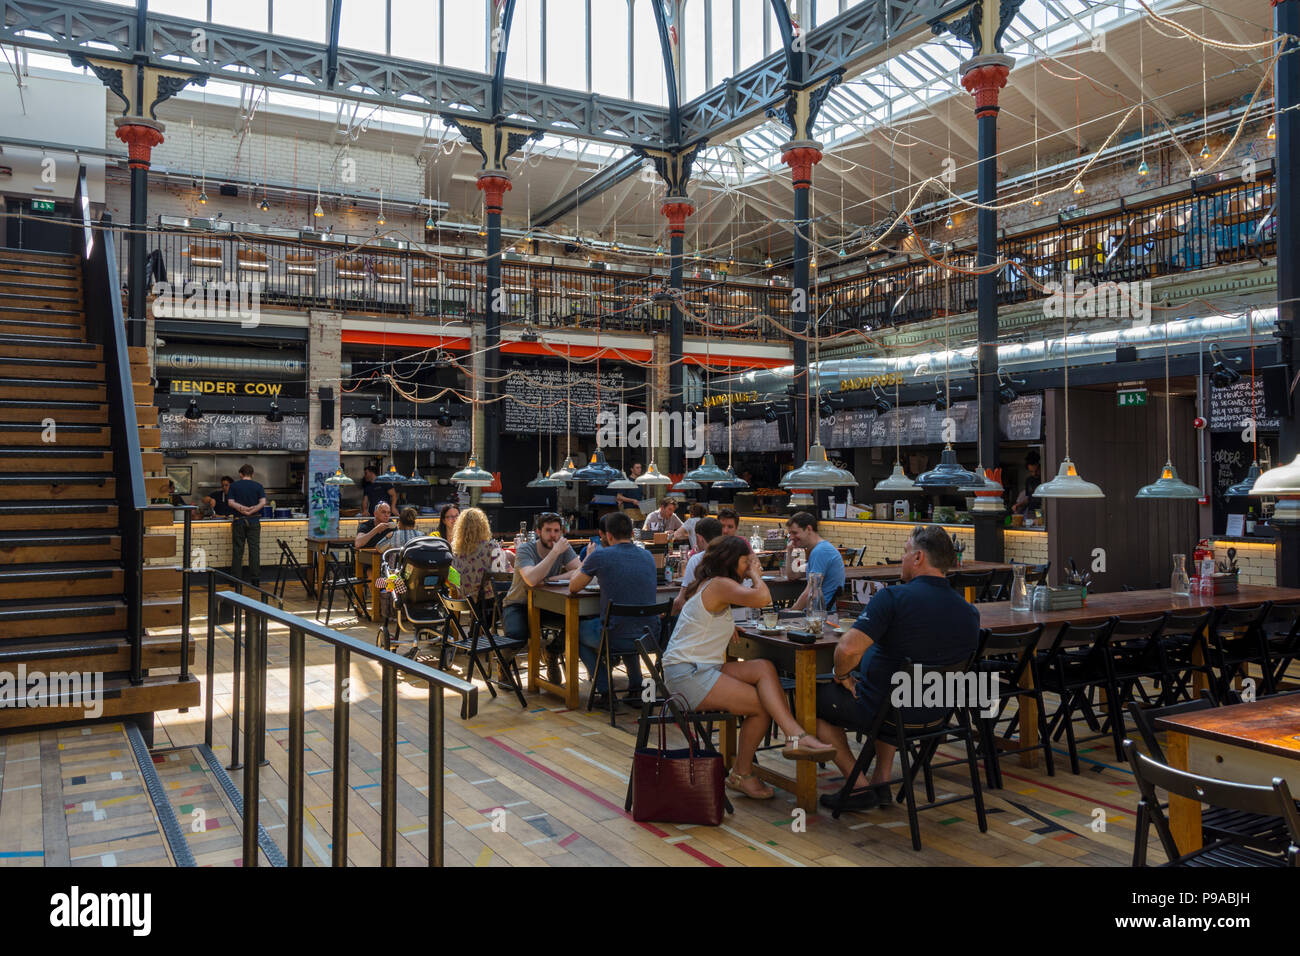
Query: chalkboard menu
998 393 1043 441
1209 378 1279 433
705 419 792 453
502 366 626 434
340 416 470 452
1209 431 1278 531
822 408 876 448
160 412 309 451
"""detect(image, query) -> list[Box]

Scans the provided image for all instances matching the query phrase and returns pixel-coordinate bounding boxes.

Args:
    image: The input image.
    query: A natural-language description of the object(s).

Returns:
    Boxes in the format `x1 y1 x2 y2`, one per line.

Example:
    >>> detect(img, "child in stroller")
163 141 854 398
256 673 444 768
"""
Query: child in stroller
377 535 454 658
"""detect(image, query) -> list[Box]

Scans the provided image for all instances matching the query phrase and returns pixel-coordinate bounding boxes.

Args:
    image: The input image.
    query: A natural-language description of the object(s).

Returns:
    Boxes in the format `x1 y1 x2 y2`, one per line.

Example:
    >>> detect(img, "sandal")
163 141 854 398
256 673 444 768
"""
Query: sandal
781 733 837 761
725 771 775 800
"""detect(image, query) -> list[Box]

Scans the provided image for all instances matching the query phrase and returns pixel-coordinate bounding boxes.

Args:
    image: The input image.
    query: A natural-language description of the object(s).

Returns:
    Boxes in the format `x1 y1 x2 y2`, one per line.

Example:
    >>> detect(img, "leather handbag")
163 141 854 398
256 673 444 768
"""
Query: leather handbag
630 695 727 826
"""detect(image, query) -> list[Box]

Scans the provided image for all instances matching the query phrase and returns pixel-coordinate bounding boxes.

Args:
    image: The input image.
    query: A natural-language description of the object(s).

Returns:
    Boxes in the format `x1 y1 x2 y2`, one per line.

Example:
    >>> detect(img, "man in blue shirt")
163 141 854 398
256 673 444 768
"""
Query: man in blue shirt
569 510 659 709
227 463 267 585
815 525 980 811
785 511 845 613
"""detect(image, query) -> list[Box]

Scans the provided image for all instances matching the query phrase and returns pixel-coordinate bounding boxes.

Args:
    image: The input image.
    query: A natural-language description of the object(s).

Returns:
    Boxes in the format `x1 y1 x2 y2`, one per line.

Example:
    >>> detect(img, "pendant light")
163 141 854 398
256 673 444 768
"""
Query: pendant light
716 395 749 490
324 467 354 486
606 471 636 490
529 424 564 487
916 256 978 490
1035 311 1104 499
684 452 731 484
572 448 622 485
1137 324 1200 499
635 461 672 486
875 380 918 492
452 372 493 487
1226 461 1263 498
407 399 429 485
373 463 410 485
672 476 703 492
549 339 580 480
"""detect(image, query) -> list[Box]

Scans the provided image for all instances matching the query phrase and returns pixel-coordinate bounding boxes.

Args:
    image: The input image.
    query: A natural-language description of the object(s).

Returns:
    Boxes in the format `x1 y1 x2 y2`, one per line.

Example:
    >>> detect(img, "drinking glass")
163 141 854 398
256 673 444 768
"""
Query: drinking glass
762 607 779 629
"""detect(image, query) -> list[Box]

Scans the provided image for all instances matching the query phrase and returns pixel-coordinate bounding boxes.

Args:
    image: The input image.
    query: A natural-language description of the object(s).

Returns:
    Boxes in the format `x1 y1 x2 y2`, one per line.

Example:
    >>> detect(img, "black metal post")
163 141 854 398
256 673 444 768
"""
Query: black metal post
974 88 1005 561
791 167 813 465
288 627 304 867
127 164 147 349
380 666 398 866
180 508 192 683
204 572 216 748
331 645 351 867
1276 0 1300 589
241 613 261 867
428 684 445 867
228 604 242 771
669 226 685 475
481 174 508 484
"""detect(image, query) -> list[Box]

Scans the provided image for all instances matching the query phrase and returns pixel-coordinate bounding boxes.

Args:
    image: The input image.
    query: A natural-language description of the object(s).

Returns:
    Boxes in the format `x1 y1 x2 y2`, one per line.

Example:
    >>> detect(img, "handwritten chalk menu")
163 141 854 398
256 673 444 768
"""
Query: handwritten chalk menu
822 408 876 448
1209 431 1278 532
502 365 626 434
1209 378 1280 433
998 393 1043 441
340 417 470 452
160 412 309 451
705 419 792 453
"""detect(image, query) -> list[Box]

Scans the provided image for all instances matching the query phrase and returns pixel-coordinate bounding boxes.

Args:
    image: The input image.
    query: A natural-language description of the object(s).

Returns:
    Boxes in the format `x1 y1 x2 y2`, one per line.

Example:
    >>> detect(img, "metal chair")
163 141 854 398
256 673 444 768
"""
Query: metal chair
1037 617 1122 773
1260 600 1300 692
316 546 368 626
1155 609 1217 705
437 589 527 708
585 600 669 725
974 624 1052 788
949 569 993 602
273 538 315 599
1206 603 1272 699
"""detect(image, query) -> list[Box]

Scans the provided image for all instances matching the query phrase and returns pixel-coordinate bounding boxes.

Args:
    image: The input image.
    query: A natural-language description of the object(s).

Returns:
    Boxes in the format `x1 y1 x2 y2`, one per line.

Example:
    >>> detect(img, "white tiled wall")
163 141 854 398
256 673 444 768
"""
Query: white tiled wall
1210 539 1278 587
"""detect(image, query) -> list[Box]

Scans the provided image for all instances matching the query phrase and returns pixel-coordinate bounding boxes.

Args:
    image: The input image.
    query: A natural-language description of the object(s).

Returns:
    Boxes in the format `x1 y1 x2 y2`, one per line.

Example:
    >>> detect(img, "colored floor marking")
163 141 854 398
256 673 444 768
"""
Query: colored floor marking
557 833 580 848
0 851 43 858
563 748 629 782
938 748 1135 815
718 825 805 867
485 736 725 867
474 847 494 867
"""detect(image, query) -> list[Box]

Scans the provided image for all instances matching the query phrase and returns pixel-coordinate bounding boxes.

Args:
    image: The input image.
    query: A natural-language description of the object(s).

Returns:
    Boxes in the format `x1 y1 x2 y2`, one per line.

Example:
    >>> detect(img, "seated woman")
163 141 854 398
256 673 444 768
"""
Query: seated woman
661 536 836 800
437 503 460 541
389 507 424 550
449 506 501 608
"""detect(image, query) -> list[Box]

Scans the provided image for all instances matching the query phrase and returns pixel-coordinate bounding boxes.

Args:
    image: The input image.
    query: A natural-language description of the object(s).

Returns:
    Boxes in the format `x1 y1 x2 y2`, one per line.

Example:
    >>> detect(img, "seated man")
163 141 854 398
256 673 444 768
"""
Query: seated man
354 501 396 550
815 525 980 810
569 511 658 708
716 507 739 538
785 511 845 614
502 512 582 680
641 496 683 536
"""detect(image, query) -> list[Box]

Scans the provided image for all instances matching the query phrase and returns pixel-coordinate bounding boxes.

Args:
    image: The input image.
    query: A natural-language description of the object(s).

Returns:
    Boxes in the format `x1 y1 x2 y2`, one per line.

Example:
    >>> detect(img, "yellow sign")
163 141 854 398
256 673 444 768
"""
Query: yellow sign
170 380 284 396
702 391 759 408
839 372 904 392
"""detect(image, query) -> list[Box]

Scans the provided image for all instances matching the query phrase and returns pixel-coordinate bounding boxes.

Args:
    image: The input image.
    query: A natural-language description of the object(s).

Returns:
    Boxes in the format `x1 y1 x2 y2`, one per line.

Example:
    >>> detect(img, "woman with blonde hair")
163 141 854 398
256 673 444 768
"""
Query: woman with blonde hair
450 506 501 604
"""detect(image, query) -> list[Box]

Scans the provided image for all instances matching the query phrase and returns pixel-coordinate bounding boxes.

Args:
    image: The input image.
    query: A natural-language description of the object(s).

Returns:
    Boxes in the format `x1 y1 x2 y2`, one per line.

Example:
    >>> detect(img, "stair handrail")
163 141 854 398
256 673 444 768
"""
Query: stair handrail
211 589 477 867
76 165 149 683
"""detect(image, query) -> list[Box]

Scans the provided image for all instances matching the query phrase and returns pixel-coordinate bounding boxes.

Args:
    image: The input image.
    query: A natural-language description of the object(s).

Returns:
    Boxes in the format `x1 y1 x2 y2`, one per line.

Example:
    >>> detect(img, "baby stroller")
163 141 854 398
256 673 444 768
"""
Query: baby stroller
378 535 453 659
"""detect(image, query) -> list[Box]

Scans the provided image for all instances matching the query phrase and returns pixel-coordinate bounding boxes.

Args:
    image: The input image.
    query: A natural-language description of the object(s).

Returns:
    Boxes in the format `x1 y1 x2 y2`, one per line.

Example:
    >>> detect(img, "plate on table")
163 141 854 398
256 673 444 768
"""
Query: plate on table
755 626 784 636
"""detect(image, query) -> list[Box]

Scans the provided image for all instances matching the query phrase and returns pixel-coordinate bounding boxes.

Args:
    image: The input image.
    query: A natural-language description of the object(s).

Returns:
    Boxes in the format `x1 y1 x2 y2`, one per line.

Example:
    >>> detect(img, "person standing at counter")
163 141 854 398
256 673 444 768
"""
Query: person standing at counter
360 465 397 517
615 462 644 515
1012 449 1042 515
204 476 234 518
228 464 266 585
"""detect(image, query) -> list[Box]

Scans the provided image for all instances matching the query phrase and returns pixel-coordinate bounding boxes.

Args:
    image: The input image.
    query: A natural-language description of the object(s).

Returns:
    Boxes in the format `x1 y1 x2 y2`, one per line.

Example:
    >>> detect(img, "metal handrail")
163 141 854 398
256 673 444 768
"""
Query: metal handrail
209 589 476 867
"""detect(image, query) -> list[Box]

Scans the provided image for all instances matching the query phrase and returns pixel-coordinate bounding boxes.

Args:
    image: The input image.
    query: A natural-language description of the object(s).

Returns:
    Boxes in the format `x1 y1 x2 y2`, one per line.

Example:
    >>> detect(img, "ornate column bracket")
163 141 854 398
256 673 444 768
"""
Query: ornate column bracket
637 142 703 196
780 142 823 189
70 54 206 119
960 56 1013 118
440 115 543 173
115 118 165 169
766 71 844 143
930 0 1025 60
477 172 512 214
660 196 695 237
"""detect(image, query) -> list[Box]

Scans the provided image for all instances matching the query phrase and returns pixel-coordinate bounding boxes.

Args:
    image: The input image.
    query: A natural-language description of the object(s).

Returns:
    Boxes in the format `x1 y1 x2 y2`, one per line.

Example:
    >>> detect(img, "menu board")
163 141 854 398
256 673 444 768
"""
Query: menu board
160 412 309 451
705 418 792 453
1209 378 1279 433
822 408 876 448
502 365 626 434
340 416 470 452
999 393 1043 441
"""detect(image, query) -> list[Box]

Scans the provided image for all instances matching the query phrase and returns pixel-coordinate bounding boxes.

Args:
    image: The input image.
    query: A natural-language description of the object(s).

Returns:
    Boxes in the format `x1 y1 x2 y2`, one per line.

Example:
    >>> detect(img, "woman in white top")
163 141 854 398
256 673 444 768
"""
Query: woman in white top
662 536 836 800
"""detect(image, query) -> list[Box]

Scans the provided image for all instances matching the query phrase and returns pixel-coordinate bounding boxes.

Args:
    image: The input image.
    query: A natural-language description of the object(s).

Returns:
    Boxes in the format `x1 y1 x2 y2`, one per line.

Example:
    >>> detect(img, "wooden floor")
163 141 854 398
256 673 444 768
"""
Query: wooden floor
0 585 1176 867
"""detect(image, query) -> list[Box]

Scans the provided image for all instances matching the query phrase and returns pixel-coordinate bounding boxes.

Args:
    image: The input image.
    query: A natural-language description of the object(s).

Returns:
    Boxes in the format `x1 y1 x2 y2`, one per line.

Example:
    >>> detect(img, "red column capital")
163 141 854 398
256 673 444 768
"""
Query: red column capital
961 62 1011 119
781 146 823 189
476 173 512 215
660 199 695 237
114 119 165 170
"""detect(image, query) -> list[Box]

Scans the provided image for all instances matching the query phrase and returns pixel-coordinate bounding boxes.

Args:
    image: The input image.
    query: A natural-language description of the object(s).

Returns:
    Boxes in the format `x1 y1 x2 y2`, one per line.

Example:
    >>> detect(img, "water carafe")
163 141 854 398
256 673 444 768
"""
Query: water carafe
1010 565 1031 611
1170 553 1190 596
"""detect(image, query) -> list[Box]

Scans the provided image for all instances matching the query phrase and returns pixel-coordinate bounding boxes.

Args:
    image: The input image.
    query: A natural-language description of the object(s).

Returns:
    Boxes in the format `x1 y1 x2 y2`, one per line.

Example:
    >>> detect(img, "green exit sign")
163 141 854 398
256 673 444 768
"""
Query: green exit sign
1118 388 1148 407
31 199 55 212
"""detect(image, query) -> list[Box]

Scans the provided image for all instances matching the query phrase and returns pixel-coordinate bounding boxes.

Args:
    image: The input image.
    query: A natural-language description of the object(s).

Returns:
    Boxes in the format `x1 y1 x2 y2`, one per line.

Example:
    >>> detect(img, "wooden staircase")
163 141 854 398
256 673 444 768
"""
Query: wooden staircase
0 247 198 729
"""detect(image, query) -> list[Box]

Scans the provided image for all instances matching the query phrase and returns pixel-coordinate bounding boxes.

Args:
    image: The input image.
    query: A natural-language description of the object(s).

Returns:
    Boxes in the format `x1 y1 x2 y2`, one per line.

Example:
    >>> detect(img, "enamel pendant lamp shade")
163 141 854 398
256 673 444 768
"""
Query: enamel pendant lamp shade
875 462 918 492
324 467 354 486
606 471 637 490
571 449 621 485
527 469 564 488
715 467 749 490
549 454 580 481
1251 454 1300 496
1036 457 1104 498
635 461 673 486
373 464 410 484
779 443 857 489
684 452 731 484
1136 461 1201 499
1226 461 1263 498
672 477 703 492
789 492 815 508
450 455 494 487
916 447 979 490
958 465 991 493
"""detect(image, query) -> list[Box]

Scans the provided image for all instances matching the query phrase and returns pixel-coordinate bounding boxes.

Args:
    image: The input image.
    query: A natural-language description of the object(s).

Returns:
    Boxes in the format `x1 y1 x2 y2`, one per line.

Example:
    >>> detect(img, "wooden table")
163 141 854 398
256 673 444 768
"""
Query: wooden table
726 622 840 813
1156 695 1300 853
526 582 680 710
845 560 1015 602
356 547 382 618
978 586 1300 769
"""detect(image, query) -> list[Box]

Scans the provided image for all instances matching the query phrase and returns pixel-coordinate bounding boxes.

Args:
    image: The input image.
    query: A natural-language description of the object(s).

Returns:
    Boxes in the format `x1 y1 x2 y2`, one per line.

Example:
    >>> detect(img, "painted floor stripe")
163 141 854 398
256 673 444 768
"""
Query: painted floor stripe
563 748 629 782
717 824 805 867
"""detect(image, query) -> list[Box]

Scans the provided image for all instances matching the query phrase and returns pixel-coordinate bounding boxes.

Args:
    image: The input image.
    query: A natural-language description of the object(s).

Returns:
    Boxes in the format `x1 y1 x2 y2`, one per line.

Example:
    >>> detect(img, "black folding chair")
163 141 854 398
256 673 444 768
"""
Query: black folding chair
1125 740 1300 867
1156 609 1217 705
1125 696 1296 852
1025 562 1051 588
1109 614 1168 711
1260 600 1300 692
586 600 670 725
949 570 993 602
316 546 368 626
273 538 315 599
1206 603 1272 700
623 633 742 812
825 654 989 852
974 624 1052 788
765 578 805 610
436 589 527 708
985 568 1014 602
1037 617 1122 773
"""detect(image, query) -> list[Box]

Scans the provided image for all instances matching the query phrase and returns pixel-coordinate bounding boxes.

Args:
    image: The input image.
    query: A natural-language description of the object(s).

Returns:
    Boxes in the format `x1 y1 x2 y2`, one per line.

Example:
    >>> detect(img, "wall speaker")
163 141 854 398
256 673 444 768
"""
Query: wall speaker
318 386 335 430
1260 364 1292 419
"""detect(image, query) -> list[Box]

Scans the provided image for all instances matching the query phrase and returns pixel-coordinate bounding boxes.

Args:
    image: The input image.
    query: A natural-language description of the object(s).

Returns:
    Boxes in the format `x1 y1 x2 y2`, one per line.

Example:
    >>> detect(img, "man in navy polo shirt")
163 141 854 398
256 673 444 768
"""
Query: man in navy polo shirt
228 463 267 585
815 524 979 810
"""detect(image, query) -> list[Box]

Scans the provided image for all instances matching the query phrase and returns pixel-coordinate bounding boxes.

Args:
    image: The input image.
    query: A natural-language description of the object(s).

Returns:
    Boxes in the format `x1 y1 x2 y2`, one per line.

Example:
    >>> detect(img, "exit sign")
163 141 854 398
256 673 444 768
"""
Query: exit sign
30 199 55 212
1118 388 1148 407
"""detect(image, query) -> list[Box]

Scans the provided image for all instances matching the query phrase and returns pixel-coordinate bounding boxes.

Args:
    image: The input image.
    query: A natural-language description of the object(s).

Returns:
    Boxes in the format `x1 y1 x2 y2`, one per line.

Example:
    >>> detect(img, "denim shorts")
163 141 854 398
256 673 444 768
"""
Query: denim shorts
662 661 724 710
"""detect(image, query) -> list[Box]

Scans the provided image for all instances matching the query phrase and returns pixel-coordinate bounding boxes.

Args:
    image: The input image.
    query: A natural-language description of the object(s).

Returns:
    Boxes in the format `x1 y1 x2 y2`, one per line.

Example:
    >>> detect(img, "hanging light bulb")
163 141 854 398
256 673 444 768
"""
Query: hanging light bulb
1268 121 1277 140
478 224 486 237
655 243 664 256
837 247 846 258
1199 142 1211 159
764 255 773 268
324 466 354 486
314 200 325 218
198 190 208 205
425 214 435 229
377 210 386 226
692 251 701 261
1073 180 1085 196
1031 195 1042 207
259 197 270 212
944 215 954 230
450 455 494 487
1137 159 1150 177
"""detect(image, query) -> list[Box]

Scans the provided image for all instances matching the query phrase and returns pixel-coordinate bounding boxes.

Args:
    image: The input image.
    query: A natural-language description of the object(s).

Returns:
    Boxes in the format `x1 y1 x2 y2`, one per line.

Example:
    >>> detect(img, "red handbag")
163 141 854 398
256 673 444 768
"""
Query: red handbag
630 695 727 826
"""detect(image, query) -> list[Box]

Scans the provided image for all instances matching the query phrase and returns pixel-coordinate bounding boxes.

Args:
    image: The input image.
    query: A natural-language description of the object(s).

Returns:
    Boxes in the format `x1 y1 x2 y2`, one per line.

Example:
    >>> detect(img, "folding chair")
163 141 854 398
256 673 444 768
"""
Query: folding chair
1037 617 1122 772
1206 603 1272 700
1125 740 1300 867
985 568 1014 602
948 570 993 602
437 590 527 708
765 578 805 610
586 600 670 725
1155 609 1217 705
974 624 1053 788
624 633 740 813
1260 600 1300 692
316 546 368 626
273 538 315 600
1108 614 1168 711
825 654 988 851
1125 695 1296 852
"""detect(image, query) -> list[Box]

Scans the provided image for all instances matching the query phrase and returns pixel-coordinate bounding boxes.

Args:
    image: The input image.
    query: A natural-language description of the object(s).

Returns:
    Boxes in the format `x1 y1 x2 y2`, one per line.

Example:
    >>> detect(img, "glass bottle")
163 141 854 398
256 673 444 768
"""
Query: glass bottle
749 525 763 554
1170 553 1190 596
806 571 826 633
1010 565 1031 611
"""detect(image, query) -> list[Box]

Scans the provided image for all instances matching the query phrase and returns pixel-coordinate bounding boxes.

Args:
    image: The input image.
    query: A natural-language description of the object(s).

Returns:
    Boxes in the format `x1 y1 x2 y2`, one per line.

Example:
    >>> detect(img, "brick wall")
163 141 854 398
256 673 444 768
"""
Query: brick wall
1210 539 1277 587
